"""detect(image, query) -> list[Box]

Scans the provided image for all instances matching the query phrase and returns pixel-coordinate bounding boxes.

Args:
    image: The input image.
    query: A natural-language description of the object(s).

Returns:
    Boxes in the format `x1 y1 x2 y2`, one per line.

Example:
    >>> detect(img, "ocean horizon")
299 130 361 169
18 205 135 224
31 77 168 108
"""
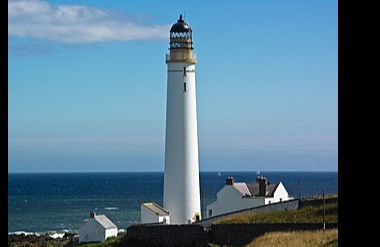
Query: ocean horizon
8 170 338 174
8 171 338 235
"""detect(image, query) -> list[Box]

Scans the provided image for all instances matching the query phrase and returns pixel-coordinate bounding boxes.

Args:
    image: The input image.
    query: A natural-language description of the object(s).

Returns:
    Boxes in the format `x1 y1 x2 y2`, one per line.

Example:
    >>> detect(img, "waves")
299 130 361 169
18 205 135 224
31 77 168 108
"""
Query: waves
8 231 40 236
49 232 66 239
9 228 126 238
104 207 119 211
8 229 74 238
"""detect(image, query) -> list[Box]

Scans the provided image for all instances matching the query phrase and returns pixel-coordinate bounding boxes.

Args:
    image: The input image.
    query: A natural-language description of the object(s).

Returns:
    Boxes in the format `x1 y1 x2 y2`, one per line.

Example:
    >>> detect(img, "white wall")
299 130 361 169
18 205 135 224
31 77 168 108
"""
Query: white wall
105 228 118 240
206 185 265 218
163 60 201 224
265 182 291 204
79 219 105 243
141 205 170 224
159 215 171 224
141 205 160 224
206 201 217 218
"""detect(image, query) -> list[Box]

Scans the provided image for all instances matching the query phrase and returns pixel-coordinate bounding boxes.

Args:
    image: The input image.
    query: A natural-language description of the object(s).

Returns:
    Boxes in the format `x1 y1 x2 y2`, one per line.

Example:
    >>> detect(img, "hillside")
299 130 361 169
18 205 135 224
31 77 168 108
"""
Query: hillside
247 229 338 247
215 198 338 224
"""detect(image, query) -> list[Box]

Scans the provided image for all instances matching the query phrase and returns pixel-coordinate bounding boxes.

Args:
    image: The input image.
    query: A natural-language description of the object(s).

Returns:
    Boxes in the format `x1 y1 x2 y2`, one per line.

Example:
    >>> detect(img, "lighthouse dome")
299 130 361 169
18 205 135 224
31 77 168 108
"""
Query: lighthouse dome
170 15 192 33
169 15 193 50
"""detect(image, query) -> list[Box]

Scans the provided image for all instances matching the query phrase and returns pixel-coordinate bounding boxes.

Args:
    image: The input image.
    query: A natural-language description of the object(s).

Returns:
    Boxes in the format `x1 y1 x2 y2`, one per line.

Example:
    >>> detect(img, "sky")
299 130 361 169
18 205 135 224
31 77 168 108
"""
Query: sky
8 0 338 173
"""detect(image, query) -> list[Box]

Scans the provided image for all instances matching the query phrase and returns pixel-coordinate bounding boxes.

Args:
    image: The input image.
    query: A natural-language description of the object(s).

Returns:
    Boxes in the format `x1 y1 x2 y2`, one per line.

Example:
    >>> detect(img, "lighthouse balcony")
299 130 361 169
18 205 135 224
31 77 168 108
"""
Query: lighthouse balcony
166 51 197 64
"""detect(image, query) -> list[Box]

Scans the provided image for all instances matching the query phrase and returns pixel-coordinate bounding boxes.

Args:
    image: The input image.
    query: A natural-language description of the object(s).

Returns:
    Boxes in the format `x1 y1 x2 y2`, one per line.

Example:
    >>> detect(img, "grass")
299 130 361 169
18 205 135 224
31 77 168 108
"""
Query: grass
215 201 338 224
247 229 338 247
9 239 71 247
75 235 125 247
47 197 338 247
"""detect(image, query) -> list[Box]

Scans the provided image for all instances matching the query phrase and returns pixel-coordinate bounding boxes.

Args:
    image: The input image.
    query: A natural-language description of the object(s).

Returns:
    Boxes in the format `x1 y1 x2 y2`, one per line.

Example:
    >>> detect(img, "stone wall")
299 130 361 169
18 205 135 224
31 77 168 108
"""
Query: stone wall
210 223 338 246
197 199 299 228
125 221 338 246
126 224 207 247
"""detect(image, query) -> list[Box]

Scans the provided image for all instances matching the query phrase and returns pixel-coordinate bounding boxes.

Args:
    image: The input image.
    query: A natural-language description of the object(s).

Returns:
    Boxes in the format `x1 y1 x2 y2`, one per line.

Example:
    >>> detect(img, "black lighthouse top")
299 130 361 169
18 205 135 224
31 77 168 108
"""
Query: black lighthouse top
170 15 191 33
169 15 193 50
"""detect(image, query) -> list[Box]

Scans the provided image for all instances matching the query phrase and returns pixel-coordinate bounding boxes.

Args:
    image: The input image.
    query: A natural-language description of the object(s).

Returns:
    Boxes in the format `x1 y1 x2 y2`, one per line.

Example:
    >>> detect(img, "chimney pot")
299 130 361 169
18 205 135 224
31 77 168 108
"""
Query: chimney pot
90 211 96 218
257 176 267 196
225 176 234 186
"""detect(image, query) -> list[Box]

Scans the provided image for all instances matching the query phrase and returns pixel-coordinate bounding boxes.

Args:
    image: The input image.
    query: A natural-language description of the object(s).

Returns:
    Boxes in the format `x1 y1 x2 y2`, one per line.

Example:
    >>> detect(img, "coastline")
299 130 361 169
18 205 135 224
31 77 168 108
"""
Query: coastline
8 228 125 237
8 232 76 246
9 195 337 246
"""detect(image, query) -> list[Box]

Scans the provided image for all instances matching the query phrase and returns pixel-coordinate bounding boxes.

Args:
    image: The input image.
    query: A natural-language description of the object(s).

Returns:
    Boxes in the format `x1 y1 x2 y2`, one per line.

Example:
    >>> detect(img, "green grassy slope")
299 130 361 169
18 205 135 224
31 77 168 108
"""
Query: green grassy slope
215 201 338 224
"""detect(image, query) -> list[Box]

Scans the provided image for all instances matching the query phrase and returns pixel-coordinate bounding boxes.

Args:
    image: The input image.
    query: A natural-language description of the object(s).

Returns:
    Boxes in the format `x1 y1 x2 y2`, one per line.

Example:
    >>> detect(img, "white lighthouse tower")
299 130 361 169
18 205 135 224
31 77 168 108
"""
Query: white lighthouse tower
163 15 201 224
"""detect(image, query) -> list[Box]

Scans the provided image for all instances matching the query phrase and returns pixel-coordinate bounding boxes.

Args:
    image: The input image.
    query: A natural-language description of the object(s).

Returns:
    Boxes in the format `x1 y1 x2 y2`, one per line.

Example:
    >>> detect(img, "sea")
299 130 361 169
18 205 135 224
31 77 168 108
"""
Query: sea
8 171 337 235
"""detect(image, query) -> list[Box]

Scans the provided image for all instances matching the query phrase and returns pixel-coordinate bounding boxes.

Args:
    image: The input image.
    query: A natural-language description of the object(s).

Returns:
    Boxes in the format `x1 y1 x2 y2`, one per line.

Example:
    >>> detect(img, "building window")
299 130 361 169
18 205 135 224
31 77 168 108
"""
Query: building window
280 198 282 202
195 214 200 222
184 82 187 92
268 201 271 204
208 209 212 217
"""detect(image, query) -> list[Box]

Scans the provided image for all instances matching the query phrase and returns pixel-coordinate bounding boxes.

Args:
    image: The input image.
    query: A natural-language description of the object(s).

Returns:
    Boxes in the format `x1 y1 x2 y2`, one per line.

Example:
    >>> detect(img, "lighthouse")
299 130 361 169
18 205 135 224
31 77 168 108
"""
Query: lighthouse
163 15 201 224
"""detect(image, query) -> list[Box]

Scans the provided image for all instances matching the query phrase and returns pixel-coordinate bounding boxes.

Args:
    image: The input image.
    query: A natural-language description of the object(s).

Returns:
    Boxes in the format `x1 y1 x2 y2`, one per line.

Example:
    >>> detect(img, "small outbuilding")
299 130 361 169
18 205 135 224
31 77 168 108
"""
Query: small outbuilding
79 211 118 243
141 202 170 224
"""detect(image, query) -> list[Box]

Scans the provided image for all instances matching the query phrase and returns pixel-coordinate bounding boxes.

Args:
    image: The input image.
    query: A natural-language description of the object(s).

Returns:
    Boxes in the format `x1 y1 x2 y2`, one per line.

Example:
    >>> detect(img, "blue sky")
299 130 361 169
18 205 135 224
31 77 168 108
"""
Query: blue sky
8 0 338 172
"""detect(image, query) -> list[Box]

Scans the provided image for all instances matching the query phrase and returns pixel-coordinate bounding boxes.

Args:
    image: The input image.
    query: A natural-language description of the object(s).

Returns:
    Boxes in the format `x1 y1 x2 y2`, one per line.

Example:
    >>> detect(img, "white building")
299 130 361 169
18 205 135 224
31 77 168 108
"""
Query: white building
206 176 292 218
79 211 118 243
163 15 201 224
141 202 170 224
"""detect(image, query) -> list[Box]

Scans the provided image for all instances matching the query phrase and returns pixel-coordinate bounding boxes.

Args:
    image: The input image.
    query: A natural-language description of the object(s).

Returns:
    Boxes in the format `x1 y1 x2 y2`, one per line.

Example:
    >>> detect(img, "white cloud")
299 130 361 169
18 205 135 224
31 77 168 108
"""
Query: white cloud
8 0 170 43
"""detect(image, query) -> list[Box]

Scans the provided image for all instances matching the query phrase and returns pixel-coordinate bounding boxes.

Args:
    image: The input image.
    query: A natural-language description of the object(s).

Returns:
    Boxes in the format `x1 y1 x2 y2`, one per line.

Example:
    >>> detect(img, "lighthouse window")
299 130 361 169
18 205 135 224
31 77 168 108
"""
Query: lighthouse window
184 82 187 92
183 67 187 76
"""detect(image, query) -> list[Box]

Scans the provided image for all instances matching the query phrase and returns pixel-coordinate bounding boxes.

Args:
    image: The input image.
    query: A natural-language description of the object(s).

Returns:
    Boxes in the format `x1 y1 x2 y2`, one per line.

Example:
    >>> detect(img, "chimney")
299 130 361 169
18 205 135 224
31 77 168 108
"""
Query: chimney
225 176 234 186
256 176 267 196
90 211 96 218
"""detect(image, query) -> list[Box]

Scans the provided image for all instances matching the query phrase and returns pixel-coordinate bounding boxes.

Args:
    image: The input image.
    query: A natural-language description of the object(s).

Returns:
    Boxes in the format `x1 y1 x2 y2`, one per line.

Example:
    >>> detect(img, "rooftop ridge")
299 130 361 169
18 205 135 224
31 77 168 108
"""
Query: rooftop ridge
142 202 169 216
